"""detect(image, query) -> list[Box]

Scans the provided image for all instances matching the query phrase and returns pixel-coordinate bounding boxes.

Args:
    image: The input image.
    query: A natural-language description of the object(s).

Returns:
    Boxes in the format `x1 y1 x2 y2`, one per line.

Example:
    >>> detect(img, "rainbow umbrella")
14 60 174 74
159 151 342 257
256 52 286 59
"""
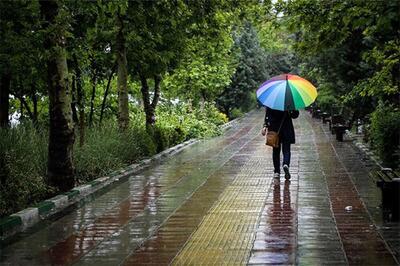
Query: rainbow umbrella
256 74 317 111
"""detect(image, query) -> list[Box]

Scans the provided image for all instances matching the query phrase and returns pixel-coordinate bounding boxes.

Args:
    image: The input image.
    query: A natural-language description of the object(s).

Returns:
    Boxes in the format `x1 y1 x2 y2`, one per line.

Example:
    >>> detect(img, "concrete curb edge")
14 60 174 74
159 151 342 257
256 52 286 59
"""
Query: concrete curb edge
346 130 384 170
0 138 199 242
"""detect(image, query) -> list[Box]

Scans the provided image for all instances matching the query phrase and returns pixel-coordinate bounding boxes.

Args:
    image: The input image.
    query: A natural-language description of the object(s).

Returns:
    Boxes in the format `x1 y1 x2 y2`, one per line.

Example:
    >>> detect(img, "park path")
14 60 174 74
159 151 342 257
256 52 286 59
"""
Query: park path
0 109 398 265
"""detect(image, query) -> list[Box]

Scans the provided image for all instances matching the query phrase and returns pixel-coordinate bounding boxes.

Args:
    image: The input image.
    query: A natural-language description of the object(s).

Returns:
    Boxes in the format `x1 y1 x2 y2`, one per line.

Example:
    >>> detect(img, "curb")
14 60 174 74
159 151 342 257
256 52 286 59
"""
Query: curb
306 111 383 170
220 116 241 130
220 109 256 131
306 111 383 169
346 130 384 169
0 138 198 242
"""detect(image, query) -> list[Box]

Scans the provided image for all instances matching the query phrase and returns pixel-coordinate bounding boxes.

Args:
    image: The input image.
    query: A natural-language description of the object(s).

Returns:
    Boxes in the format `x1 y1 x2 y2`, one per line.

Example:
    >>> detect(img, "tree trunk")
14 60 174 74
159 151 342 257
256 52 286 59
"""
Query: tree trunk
200 89 206 111
116 10 129 130
19 97 24 121
73 54 85 147
71 76 79 125
40 0 75 191
100 63 117 124
0 73 11 128
139 73 161 128
18 95 34 122
31 86 38 125
89 72 97 126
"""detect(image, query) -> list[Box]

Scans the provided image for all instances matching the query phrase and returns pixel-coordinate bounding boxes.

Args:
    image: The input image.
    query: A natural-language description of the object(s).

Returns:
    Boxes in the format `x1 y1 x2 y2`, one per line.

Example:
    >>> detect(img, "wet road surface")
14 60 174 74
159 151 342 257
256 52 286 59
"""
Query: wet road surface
0 109 399 265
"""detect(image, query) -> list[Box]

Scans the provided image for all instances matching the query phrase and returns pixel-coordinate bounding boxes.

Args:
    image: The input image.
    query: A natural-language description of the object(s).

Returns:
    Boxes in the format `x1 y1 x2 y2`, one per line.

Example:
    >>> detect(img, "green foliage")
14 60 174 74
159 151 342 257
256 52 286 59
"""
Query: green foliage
202 103 229 126
0 104 226 217
74 121 132 182
217 22 269 117
162 9 238 106
215 17 294 119
162 32 236 106
126 0 192 78
285 0 399 104
284 0 399 164
230 108 244 119
155 103 226 144
369 103 400 168
0 123 52 217
351 40 400 99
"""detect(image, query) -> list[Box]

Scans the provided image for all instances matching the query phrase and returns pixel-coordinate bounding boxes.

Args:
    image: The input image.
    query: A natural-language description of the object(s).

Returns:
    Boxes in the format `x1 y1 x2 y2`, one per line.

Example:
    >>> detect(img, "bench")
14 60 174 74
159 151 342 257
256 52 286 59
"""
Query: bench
322 105 341 130
321 112 330 124
329 114 347 140
330 108 355 141
312 108 322 119
373 168 400 221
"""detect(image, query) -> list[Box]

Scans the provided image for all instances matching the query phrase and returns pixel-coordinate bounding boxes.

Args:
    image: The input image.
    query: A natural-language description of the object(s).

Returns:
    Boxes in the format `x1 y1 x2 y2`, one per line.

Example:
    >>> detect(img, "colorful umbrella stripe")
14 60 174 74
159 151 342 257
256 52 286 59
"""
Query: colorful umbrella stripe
256 74 317 111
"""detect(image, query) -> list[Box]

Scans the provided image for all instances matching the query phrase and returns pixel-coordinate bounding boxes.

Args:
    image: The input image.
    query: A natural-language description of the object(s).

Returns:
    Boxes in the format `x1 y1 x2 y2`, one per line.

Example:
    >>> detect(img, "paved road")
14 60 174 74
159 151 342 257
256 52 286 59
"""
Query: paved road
0 109 399 265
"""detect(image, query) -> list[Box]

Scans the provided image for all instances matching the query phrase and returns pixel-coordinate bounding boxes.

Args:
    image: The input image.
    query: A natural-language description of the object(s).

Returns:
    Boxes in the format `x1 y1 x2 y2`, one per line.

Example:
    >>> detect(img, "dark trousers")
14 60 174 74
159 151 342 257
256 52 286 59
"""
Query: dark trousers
273 142 291 174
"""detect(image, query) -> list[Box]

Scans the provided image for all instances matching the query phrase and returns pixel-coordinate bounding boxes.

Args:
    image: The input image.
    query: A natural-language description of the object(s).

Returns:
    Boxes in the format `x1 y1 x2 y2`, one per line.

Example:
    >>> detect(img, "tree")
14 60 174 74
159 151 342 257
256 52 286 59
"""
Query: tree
94 0 131 130
162 10 237 109
127 0 248 127
115 5 129 130
0 73 10 128
0 0 43 127
217 22 268 117
284 0 399 113
63 0 116 160
283 0 399 166
124 1 187 128
40 0 75 191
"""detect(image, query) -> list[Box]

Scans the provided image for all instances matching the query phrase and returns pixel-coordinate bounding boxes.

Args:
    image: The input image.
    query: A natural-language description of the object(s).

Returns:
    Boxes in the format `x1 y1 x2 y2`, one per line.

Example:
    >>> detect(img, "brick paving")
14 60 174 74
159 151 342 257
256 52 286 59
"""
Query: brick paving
0 110 399 265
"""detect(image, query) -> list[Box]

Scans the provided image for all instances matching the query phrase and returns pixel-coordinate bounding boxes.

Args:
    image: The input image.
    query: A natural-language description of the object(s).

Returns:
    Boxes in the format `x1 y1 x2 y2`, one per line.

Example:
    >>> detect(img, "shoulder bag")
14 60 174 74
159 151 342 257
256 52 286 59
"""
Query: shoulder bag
265 112 286 148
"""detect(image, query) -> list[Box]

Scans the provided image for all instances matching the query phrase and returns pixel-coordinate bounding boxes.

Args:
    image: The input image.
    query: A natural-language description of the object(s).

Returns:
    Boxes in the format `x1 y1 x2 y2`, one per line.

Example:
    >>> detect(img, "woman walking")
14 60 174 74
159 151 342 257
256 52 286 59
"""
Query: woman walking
261 107 299 180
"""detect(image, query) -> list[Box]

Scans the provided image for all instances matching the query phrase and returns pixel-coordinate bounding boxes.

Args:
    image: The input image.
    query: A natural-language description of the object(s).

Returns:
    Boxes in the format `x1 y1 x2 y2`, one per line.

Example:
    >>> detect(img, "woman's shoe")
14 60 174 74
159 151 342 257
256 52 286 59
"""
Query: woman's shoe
273 172 280 179
283 164 291 180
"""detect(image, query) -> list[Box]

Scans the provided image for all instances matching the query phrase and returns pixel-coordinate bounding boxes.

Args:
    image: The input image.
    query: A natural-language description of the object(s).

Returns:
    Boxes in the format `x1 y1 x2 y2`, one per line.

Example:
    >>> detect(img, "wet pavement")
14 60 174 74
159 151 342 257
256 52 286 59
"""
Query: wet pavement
0 109 399 265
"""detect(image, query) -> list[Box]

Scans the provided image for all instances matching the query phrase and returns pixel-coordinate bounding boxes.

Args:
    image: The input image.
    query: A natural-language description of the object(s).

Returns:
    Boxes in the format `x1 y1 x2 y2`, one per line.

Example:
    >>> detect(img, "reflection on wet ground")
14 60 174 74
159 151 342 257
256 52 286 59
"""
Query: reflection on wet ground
0 110 398 265
248 180 296 265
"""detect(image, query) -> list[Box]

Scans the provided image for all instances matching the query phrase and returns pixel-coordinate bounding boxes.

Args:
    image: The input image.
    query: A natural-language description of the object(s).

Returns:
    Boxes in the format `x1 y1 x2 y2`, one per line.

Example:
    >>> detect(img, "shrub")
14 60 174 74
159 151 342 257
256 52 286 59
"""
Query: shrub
202 103 229 126
74 117 159 183
0 123 52 217
0 103 227 217
317 95 339 113
74 121 127 183
230 108 244 119
369 103 400 168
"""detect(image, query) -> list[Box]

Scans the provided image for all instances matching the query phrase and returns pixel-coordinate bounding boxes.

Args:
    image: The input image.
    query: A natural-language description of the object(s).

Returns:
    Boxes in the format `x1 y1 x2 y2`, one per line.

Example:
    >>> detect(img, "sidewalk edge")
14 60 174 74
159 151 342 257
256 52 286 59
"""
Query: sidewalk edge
0 138 198 242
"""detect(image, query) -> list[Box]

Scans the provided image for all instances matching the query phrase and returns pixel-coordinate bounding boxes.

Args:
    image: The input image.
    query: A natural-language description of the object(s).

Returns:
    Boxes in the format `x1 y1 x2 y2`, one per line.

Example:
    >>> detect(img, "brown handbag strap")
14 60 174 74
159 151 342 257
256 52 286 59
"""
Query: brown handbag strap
277 112 287 134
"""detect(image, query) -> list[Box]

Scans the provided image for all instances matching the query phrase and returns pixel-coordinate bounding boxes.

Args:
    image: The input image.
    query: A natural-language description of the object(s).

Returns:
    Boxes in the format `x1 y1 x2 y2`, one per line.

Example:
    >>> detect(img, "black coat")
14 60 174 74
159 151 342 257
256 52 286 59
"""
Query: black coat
263 107 299 144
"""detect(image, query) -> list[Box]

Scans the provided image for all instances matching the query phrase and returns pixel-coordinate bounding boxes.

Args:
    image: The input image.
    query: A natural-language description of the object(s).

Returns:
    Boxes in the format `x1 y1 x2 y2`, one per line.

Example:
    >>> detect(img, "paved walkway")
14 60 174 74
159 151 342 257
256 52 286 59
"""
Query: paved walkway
1 110 399 265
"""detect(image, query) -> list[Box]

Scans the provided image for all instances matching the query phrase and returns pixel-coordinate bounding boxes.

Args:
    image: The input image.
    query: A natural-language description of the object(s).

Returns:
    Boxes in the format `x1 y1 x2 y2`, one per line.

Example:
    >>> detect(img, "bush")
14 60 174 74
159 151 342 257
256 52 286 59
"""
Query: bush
156 102 225 140
0 123 52 217
202 103 229 126
74 121 128 183
314 84 340 113
317 95 339 113
0 103 227 217
230 108 244 119
369 103 400 168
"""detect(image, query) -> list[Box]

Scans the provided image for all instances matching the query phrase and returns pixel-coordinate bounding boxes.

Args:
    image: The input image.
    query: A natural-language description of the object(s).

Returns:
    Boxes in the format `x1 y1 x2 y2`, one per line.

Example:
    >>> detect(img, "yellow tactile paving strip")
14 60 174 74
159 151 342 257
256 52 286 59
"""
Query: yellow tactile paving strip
172 142 273 265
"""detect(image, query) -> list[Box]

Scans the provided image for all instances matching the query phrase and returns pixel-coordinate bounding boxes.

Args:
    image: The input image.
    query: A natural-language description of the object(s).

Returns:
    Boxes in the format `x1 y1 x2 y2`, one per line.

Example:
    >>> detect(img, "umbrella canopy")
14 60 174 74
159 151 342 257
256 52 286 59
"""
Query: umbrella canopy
256 74 317 111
